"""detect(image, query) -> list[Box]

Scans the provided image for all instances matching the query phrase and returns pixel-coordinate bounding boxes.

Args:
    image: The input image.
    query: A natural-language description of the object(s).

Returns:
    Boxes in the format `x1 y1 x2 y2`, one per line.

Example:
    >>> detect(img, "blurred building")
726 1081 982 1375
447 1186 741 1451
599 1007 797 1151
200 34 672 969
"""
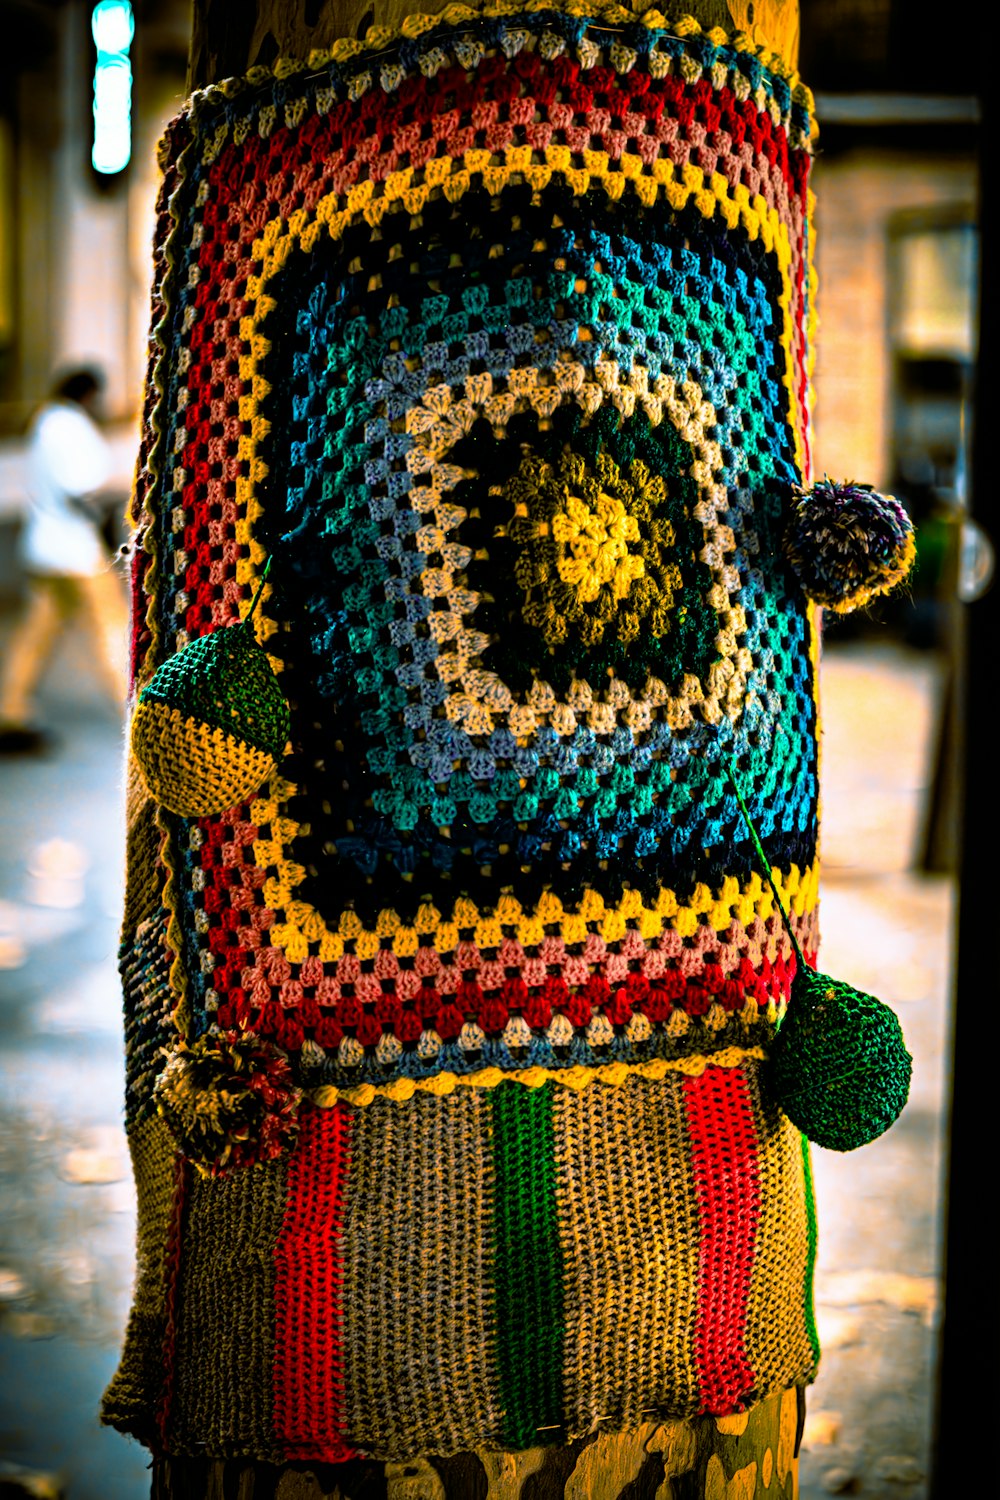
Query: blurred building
802 0 979 649
0 0 982 612
813 160 976 498
0 0 188 595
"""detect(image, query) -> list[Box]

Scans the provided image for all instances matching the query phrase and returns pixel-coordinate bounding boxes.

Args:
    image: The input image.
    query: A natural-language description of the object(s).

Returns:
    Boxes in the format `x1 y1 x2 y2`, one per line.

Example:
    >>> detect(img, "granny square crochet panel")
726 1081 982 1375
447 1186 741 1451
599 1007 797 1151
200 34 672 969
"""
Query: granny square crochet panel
105 1 824 1463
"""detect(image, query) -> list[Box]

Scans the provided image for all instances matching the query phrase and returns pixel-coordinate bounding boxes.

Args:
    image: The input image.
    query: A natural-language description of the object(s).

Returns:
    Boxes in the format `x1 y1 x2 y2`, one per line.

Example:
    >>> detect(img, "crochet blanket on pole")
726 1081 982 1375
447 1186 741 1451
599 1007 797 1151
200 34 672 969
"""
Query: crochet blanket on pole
105 2 822 1463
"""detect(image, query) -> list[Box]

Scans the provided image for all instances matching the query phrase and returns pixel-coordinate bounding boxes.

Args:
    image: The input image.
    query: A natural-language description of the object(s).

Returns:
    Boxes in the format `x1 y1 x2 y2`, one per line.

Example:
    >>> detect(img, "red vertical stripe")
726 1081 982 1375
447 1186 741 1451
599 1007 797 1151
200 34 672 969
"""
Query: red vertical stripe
273 1103 355 1460
795 186 812 480
683 1066 760 1415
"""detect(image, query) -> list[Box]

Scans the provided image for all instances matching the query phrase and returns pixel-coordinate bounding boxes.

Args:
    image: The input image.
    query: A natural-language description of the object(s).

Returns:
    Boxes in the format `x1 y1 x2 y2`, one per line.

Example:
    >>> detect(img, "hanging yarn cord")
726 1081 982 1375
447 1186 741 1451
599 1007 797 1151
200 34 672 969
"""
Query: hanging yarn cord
131 556 290 819
725 765 912 1151
244 553 273 624
141 561 309 1174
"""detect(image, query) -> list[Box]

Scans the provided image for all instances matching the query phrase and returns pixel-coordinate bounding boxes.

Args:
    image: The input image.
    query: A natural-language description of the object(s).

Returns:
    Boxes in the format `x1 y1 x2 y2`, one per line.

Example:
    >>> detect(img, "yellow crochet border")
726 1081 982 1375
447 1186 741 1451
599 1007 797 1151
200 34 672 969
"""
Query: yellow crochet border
157 797 191 1036
250 808 819 961
311 1043 767 1108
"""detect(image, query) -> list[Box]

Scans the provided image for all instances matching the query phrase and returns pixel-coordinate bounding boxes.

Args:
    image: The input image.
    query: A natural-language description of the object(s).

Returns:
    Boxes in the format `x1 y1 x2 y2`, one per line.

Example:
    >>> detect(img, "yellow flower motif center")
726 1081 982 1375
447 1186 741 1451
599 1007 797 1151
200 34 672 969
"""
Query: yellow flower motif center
552 491 646 603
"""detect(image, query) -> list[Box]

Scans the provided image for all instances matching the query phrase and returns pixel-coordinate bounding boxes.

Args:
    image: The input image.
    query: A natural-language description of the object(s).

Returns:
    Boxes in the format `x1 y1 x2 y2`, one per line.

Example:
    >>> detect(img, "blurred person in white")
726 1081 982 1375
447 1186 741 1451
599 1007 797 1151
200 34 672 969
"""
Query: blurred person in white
0 366 127 753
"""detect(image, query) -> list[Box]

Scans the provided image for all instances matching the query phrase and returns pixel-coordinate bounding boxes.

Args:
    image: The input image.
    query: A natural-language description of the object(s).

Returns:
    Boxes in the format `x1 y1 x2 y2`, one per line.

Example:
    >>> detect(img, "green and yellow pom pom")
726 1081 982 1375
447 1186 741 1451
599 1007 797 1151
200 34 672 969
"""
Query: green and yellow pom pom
132 619 289 818
770 965 913 1152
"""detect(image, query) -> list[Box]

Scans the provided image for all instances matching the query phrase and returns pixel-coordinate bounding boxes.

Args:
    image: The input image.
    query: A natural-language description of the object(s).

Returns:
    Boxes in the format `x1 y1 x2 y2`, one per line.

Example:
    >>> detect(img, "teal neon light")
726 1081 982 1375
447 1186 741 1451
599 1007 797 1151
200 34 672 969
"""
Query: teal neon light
91 2 135 175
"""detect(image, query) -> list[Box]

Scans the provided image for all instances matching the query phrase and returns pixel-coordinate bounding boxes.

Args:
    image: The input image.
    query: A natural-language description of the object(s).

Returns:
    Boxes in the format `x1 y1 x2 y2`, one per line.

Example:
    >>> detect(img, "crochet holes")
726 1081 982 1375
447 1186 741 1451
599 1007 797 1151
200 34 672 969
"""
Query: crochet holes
146 22 820 1101
244 194 801 927
482 418 698 696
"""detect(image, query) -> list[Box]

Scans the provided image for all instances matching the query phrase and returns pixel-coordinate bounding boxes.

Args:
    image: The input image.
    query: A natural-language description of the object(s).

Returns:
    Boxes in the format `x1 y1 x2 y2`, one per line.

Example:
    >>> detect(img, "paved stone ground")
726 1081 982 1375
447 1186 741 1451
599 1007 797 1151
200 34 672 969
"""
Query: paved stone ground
0 617 951 1499
0 606 147 1497
799 645 950 1500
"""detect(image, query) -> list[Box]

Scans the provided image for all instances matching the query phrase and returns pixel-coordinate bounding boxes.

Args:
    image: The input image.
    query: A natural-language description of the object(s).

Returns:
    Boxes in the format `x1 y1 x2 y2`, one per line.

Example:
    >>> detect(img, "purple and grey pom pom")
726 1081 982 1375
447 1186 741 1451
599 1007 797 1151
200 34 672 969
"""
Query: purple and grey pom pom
784 479 916 612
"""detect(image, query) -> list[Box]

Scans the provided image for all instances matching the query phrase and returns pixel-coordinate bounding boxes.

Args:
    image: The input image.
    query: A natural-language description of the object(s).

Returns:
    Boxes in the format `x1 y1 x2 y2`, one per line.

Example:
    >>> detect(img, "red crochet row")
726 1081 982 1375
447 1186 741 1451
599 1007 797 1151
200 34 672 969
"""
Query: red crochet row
208 53 802 196
212 951 801 1050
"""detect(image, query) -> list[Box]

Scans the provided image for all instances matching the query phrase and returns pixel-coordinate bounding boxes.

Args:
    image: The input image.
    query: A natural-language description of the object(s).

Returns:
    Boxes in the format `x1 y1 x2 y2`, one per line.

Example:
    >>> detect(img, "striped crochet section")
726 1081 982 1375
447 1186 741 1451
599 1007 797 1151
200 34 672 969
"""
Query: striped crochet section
106 1064 817 1459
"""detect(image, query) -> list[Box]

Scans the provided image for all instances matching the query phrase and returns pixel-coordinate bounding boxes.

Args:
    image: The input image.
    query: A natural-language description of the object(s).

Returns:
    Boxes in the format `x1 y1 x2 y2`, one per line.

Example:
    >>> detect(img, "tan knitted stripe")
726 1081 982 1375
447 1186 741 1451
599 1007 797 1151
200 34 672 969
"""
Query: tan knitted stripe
169 1150 289 1458
121 756 162 936
554 1074 701 1431
340 1091 501 1457
744 1061 818 1393
101 1115 177 1441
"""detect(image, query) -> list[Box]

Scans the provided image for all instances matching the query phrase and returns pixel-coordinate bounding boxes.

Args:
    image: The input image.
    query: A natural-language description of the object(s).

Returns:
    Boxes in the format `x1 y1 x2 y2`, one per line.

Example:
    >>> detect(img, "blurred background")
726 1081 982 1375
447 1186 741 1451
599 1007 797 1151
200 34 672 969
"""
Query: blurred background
0 1 988 1496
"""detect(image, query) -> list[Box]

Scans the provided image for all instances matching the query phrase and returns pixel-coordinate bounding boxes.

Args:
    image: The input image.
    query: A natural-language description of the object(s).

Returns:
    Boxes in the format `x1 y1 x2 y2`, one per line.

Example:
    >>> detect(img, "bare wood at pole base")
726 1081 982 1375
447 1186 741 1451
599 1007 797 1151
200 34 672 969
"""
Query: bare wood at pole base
166 0 807 1494
151 1388 806 1499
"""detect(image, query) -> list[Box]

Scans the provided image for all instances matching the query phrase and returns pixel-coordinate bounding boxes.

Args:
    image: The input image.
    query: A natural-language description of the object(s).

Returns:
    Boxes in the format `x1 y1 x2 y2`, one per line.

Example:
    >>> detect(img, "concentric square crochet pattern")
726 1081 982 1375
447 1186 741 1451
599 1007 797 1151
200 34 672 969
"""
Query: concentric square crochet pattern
107 1 822 1460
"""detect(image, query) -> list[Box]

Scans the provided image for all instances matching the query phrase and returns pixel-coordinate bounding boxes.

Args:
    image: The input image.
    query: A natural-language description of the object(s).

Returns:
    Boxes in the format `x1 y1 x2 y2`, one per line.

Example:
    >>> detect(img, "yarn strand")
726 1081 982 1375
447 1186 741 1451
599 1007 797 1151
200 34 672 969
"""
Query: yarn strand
245 555 273 629
725 763 808 976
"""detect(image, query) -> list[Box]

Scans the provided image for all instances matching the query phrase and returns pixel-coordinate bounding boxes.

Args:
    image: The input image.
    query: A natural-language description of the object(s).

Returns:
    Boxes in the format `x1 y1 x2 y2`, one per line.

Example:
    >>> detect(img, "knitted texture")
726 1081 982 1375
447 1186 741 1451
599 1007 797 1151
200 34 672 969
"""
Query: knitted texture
770 966 913 1151
99 1114 177 1447
106 1 827 1461
106 1073 818 1460
132 622 290 816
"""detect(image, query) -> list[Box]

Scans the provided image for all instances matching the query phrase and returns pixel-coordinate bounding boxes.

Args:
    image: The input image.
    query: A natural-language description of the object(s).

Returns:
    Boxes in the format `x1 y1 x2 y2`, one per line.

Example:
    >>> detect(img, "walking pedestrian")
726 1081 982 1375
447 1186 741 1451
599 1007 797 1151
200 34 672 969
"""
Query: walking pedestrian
0 366 127 752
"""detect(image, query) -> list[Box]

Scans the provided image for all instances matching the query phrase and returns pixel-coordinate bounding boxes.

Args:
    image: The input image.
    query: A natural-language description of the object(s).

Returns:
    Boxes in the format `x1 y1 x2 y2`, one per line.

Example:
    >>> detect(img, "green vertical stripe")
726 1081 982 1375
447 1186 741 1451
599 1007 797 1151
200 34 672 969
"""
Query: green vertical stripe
800 1132 821 1366
492 1081 564 1448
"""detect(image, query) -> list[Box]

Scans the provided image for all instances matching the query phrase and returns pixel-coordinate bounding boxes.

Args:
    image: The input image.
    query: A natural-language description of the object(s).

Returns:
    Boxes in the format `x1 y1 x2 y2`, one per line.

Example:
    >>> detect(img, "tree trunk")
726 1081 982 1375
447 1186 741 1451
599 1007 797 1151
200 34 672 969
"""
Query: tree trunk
159 2 807 1495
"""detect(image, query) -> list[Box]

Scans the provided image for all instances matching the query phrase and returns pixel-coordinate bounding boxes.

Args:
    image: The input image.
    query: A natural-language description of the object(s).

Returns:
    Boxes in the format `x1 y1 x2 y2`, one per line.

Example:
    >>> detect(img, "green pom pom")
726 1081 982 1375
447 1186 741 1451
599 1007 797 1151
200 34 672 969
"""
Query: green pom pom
771 967 912 1152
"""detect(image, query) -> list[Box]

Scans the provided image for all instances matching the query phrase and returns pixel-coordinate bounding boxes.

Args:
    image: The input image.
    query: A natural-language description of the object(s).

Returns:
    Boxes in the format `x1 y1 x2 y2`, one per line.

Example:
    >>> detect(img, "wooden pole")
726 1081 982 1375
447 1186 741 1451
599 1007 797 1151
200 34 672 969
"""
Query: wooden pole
158 2 806 1495
188 0 799 90
152 1391 805 1500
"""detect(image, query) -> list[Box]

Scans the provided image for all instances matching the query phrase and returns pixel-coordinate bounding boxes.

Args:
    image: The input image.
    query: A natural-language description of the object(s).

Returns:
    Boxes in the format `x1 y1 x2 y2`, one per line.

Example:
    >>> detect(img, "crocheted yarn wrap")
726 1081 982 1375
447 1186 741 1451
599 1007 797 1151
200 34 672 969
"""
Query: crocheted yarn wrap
153 1029 302 1173
131 622 289 816
104 4 829 1462
770 966 913 1151
784 479 916 612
